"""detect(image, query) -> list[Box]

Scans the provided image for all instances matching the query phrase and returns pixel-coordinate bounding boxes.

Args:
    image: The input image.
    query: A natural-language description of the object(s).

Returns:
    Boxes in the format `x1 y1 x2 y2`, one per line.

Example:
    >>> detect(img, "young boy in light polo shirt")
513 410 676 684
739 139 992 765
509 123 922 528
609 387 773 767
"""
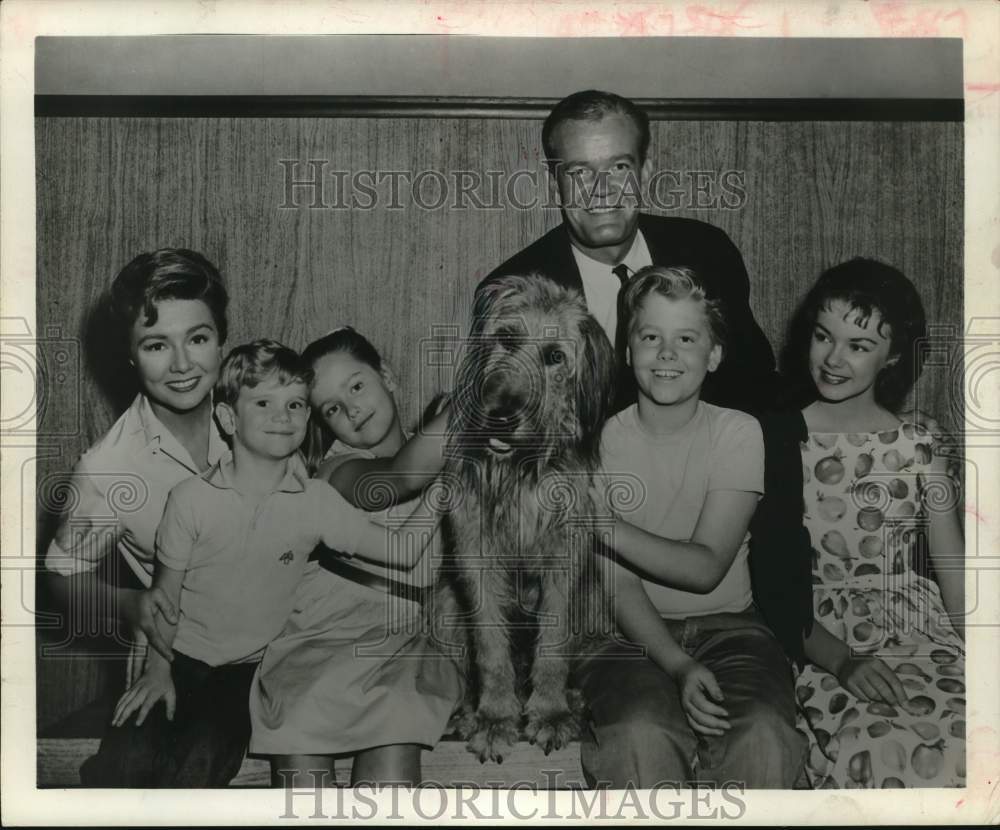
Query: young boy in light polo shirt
95 339 436 787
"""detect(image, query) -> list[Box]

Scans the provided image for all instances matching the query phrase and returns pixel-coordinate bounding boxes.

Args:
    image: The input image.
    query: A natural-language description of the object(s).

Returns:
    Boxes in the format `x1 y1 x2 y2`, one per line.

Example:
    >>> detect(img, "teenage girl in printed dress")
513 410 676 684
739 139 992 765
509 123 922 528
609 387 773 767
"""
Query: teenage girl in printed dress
785 259 965 788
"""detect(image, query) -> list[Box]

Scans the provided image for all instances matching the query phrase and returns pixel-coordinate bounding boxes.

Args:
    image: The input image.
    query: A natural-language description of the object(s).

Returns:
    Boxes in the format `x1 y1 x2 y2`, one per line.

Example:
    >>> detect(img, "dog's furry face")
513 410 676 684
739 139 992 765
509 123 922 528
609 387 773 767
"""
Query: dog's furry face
448 274 616 471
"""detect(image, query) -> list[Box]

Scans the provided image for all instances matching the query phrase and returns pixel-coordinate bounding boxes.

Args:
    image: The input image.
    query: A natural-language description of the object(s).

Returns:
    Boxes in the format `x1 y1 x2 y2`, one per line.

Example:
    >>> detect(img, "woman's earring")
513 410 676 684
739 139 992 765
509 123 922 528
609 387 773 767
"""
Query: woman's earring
880 355 900 374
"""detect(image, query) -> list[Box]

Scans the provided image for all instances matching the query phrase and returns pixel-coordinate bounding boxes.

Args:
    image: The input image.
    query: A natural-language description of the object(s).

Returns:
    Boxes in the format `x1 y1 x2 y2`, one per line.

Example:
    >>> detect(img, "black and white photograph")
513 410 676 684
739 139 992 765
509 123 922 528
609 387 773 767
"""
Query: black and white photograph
2 0 998 824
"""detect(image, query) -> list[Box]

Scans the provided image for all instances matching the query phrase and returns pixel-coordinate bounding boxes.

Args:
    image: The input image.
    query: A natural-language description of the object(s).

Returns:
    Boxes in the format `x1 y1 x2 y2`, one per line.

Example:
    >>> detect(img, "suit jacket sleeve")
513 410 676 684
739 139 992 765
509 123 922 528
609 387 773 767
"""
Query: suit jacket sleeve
748 409 814 666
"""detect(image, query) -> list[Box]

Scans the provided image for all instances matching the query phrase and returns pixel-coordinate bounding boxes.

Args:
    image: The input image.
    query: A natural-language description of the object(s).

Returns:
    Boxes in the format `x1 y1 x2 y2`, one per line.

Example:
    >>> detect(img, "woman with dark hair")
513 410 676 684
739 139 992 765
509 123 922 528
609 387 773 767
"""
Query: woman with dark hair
778 257 928 413
753 258 965 789
44 248 232 781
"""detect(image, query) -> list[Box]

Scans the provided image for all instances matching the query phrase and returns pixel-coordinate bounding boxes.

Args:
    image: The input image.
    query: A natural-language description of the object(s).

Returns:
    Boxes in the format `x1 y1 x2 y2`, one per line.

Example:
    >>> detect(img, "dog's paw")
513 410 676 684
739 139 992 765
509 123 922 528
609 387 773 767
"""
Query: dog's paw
465 713 519 764
449 703 478 740
523 707 582 755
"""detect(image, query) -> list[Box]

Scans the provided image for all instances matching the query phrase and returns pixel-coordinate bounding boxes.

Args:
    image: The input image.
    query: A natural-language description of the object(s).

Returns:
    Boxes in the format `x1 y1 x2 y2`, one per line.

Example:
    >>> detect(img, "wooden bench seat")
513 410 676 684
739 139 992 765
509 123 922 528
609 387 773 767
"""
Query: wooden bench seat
38 696 586 788
37 737 586 789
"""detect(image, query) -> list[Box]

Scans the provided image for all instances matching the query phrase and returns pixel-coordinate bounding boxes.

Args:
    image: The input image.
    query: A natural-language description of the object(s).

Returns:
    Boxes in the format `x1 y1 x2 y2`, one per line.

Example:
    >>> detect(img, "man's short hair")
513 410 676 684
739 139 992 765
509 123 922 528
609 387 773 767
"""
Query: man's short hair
542 89 651 165
215 339 311 408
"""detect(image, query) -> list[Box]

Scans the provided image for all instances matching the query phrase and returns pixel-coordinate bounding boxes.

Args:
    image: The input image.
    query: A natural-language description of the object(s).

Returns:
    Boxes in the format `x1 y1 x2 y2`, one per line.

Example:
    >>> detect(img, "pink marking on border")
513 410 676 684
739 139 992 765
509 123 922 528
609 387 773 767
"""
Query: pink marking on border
653 10 677 36
683 2 764 36
964 506 987 524
615 9 653 37
553 9 608 38
870 2 968 37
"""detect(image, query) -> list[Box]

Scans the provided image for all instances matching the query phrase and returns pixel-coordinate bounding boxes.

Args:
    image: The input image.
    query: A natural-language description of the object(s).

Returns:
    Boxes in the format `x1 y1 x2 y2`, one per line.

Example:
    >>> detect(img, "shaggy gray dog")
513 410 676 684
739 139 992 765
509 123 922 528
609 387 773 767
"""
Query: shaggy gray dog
429 273 617 763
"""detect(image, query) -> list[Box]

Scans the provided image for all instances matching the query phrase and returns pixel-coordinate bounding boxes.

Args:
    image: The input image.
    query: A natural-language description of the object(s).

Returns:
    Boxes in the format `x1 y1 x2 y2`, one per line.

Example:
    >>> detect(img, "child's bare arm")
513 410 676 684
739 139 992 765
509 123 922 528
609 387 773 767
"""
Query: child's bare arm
601 490 759 593
604 517 714 590
321 409 450 509
316 473 439 571
613 562 690 674
148 561 183 654
613 562 729 735
925 439 965 638
688 489 761 586
803 617 908 706
112 563 184 726
350 496 438 571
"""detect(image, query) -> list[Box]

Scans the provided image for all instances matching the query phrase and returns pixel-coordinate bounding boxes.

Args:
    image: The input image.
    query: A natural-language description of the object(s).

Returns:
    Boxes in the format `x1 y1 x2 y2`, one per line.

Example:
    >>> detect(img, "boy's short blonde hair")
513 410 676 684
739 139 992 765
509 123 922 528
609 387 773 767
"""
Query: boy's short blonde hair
617 265 728 355
214 339 311 408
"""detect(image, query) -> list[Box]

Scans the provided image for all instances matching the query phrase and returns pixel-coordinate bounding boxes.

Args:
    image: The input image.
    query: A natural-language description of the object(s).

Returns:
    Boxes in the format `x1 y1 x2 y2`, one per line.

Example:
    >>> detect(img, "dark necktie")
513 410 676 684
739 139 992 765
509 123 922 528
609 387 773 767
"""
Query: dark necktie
612 263 630 287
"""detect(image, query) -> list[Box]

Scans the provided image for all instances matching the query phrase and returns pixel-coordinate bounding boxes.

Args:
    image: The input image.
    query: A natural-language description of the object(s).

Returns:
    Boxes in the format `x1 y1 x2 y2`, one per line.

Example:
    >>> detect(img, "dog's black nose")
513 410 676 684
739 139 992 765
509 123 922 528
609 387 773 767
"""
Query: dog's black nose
479 371 526 430
484 400 521 431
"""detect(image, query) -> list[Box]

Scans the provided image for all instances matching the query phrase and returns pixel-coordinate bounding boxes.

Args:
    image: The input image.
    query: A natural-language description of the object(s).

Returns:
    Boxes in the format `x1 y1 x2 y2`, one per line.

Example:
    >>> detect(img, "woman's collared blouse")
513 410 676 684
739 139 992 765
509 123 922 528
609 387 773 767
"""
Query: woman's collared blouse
45 394 229 587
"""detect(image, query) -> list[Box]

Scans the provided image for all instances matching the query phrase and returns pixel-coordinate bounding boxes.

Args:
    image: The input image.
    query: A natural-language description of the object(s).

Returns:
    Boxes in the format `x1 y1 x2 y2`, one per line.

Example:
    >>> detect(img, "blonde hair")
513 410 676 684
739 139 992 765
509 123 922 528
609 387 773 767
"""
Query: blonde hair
214 339 310 408
616 265 728 360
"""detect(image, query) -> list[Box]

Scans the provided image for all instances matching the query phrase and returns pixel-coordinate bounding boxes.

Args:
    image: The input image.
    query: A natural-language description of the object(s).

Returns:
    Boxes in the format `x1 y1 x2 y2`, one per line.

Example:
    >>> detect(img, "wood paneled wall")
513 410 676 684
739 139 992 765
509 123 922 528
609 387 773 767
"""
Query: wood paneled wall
34 116 963 727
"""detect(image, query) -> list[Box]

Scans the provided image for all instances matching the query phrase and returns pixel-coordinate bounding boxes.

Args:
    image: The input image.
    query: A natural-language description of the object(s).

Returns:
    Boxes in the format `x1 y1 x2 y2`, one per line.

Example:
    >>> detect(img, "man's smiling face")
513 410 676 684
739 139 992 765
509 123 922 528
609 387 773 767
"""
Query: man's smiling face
548 112 652 266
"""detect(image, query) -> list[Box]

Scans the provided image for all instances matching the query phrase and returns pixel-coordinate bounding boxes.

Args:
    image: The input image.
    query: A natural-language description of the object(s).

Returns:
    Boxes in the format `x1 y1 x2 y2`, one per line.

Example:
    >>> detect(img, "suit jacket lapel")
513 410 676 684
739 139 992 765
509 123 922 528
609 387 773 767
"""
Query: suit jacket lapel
638 214 671 265
548 224 586 293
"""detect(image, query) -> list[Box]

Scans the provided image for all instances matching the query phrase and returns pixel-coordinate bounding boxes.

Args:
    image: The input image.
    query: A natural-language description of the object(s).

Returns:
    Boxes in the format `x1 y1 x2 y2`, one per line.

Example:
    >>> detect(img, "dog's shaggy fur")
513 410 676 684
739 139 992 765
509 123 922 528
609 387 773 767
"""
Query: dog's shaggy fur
428 274 617 763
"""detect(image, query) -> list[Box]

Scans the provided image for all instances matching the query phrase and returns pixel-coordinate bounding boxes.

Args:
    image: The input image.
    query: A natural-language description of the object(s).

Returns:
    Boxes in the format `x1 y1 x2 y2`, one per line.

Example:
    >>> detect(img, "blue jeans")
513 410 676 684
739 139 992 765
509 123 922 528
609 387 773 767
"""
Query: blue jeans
574 607 806 789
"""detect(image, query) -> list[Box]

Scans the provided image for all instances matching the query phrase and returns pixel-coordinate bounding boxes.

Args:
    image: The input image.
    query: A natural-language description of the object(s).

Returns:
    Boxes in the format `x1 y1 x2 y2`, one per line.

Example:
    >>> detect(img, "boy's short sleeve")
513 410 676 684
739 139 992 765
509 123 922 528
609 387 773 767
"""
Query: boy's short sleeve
310 480 374 556
709 412 765 495
155 485 199 571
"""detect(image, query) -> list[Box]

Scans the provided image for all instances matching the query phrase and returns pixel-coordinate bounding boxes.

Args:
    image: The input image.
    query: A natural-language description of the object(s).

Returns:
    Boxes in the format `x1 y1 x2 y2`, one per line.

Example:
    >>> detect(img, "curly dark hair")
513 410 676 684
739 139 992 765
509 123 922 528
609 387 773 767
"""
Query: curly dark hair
781 258 927 412
110 248 229 347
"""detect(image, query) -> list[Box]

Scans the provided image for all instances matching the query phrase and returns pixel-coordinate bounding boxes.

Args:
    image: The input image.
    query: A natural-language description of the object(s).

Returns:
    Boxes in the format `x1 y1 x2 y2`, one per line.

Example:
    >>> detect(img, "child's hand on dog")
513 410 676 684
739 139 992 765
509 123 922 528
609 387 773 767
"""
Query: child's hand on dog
675 658 730 736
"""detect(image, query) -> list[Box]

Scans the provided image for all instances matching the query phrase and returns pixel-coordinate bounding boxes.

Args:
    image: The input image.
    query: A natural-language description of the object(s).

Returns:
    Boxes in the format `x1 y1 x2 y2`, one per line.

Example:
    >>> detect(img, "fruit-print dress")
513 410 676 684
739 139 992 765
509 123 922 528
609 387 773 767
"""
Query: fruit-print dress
795 423 966 788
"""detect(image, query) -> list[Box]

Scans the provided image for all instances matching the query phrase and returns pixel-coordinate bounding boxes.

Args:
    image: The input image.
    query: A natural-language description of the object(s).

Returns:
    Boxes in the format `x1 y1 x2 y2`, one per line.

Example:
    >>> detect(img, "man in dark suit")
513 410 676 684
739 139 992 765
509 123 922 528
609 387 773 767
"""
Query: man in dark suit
482 89 778 415
478 90 806 789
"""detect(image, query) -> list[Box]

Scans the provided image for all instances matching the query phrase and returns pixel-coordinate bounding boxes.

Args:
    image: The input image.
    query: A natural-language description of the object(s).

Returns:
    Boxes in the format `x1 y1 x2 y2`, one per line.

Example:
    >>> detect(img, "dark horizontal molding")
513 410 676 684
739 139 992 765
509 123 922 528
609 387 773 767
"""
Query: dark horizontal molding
35 95 964 122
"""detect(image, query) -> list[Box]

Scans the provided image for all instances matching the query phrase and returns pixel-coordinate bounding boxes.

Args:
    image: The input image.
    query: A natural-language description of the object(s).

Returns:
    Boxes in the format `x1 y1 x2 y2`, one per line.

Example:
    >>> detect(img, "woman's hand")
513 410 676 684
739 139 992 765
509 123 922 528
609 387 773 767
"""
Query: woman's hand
835 654 908 705
112 663 176 727
674 658 730 736
121 587 177 663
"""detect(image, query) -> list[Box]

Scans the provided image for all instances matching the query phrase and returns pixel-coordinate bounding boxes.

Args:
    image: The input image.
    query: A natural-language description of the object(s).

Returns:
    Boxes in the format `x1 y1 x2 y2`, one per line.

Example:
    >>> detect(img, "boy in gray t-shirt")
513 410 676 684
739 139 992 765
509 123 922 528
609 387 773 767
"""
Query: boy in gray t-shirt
582 266 804 789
